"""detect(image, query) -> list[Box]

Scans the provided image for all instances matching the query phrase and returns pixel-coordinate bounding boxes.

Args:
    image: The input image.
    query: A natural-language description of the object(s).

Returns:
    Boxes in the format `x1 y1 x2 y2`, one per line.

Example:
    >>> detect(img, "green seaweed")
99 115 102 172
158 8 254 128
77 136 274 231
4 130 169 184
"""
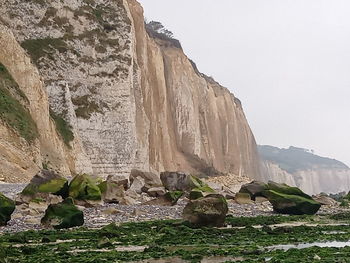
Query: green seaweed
1 213 350 262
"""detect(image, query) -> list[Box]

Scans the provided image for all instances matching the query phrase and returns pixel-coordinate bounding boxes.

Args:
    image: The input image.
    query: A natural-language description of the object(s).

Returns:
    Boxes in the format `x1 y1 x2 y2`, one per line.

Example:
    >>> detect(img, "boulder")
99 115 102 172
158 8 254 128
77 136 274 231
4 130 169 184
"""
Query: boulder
143 191 183 206
312 195 338 206
69 174 101 202
239 181 268 200
0 192 15 226
102 184 125 204
235 193 253 204
160 172 214 195
106 174 129 190
267 181 311 200
19 170 68 203
129 176 145 194
99 177 126 204
183 194 228 227
130 169 162 190
41 197 84 229
263 190 321 215
147 187 166 197
160 172 191 191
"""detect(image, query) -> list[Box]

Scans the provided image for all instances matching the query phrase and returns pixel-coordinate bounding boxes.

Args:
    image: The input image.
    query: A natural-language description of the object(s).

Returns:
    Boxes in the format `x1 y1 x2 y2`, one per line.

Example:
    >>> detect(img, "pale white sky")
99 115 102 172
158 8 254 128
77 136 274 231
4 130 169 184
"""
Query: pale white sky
138 0 350 166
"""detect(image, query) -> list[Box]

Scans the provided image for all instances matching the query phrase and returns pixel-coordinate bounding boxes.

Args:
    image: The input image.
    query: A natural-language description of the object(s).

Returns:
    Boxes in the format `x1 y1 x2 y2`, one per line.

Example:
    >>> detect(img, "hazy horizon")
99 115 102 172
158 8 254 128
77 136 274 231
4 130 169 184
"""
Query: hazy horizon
138 0 350 166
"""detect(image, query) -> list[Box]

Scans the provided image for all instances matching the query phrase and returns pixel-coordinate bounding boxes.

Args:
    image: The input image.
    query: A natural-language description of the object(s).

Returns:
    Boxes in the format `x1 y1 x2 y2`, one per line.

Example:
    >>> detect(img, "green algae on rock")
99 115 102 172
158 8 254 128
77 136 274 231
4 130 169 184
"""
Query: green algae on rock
21 170 67 196
0 192 15 226
41 197 83 229
69 174 101 201
263 190 321 215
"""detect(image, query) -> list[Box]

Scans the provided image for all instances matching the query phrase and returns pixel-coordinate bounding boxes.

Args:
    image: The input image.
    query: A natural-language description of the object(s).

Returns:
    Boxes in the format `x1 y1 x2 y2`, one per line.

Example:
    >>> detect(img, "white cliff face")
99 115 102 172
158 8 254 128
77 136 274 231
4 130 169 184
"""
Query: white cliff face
261 161 350 195
0 0 261 181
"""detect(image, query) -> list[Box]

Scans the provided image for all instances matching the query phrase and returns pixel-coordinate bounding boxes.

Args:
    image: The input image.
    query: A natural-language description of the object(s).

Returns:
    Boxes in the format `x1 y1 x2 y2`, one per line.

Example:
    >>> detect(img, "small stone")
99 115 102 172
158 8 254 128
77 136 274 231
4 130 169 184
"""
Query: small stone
235 193 253 204
103 208 122 215
25 217 41 225
147 187 166 197
255 196 268 203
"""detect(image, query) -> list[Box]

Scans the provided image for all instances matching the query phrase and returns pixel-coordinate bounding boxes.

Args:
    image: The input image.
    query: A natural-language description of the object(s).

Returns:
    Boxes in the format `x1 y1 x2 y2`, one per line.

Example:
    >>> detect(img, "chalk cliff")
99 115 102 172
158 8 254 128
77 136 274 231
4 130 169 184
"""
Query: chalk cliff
0 0 260 182
259 146 350 195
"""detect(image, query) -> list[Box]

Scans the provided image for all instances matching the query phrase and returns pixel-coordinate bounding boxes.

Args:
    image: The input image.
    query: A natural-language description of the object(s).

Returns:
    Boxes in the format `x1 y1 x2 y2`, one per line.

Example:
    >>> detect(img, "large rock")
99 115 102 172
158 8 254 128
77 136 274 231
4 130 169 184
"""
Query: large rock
239 181 268 200
130 170 162 190
160 172 190 191
267 181 311 199
41 197 84 229
100 183 125 204
106 175 129 190
144 191 183 206
183 194 228 227
69 174 101 202
19 170 68 203
312 194 338 206
160 172 213 194
129 176 146 194
0 192 15 226
263 190 321 215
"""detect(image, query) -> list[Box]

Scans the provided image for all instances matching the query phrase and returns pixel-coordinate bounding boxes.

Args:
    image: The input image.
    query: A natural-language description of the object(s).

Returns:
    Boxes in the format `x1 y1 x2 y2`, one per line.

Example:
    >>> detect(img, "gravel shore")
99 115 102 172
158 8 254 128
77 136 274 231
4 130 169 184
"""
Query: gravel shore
0 183 346 233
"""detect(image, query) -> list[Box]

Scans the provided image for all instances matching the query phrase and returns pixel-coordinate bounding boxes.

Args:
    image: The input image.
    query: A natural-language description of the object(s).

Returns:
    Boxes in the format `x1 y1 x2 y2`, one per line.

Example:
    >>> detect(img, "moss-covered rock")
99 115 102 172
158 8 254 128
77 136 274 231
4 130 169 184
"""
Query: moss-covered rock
188 176 215 200
189 188 204 200
69 174 101 201
19 170 68 204
0 193 15 226
164 191 183 205
41 197 84 229
267 181 312 199
183 194 228 227
21 170 67 196
263 190 321 215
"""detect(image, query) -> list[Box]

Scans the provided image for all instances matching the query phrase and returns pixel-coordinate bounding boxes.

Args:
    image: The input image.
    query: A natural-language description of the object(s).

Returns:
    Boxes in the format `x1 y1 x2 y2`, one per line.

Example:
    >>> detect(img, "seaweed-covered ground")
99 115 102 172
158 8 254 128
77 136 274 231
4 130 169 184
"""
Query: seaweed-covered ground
1 213 350 263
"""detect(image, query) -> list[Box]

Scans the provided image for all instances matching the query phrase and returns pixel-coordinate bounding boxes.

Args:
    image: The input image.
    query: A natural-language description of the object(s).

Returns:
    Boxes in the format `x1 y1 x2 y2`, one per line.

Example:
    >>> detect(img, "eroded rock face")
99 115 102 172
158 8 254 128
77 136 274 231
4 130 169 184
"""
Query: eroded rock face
0 0 261 182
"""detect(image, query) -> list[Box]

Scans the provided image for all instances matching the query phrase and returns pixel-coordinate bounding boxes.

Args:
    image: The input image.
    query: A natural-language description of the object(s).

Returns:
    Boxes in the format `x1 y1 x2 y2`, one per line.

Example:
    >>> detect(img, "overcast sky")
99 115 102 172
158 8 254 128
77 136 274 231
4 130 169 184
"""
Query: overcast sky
138 0 350 166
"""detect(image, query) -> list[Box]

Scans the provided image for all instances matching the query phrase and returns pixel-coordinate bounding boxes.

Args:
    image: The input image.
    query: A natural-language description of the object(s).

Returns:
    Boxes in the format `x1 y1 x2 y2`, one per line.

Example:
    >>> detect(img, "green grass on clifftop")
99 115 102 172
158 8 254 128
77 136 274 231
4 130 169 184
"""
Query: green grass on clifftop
0 63 38 142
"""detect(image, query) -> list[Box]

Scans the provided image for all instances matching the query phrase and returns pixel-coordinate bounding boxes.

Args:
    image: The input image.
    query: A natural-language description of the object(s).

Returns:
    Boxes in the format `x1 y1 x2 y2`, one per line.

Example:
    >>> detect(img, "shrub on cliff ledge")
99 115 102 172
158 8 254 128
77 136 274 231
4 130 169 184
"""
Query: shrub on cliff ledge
145 20 182 49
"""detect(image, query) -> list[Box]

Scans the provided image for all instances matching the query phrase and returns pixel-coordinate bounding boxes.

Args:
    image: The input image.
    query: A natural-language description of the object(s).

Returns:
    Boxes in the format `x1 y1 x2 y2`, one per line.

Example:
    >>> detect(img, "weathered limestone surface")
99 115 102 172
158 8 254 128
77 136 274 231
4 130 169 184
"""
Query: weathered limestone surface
0 0 261 181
